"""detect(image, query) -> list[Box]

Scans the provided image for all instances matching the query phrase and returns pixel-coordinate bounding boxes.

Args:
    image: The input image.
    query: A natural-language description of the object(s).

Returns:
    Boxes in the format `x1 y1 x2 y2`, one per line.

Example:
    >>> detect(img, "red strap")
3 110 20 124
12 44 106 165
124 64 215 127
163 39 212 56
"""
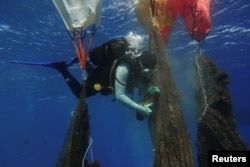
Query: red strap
72 34 86 69
72 34 94 70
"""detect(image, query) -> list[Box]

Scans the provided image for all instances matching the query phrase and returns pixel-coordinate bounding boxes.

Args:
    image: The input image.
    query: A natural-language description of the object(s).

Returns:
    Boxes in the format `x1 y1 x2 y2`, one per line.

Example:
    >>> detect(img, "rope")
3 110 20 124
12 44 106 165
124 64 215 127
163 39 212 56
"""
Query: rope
70 25 96 80
150 0 155 17
194 41 209 116
82 137 94 167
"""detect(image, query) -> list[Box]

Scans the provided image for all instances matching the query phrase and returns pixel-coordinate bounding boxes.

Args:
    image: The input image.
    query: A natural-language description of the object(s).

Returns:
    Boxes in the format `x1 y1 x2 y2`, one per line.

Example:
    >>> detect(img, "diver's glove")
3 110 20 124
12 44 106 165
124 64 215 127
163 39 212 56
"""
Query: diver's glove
136 103 153 117
146 86 160 97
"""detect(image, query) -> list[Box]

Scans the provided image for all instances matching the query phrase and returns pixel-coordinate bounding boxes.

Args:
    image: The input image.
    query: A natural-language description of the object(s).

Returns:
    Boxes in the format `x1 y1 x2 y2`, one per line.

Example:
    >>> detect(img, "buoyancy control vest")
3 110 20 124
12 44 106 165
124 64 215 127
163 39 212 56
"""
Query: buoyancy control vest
88 37 129 67
86 38 142 96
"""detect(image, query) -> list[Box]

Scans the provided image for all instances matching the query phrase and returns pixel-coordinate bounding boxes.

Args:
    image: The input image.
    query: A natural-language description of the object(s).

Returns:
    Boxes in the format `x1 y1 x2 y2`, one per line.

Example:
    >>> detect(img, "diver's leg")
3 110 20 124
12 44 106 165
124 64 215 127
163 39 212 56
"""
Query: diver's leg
51 62 82 98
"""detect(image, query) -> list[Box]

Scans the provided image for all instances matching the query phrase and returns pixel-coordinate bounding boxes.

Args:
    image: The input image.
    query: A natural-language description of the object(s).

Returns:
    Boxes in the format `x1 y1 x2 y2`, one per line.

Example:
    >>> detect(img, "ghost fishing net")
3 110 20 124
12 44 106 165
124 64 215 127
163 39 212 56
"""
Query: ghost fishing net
146 29 195 167
194 44 247 167
56 85 100 167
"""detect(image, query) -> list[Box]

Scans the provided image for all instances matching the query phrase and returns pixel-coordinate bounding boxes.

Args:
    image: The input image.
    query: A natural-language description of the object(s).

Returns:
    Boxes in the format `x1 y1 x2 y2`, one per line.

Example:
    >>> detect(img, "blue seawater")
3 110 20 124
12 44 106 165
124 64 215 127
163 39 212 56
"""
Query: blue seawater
0 0 249 167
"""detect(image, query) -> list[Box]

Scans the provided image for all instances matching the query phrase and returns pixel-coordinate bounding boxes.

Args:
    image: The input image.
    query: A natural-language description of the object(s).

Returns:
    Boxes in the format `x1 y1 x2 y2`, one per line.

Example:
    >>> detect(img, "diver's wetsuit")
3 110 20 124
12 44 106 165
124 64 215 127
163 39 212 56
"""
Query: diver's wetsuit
53 62 82 98
55 59 153 117
53 61 96 99
115 63 144 111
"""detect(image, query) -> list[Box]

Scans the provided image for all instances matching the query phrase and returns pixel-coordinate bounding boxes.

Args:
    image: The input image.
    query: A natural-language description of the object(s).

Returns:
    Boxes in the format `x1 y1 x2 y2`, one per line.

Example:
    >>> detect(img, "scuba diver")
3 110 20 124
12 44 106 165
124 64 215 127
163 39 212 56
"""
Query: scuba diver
11 33 160 120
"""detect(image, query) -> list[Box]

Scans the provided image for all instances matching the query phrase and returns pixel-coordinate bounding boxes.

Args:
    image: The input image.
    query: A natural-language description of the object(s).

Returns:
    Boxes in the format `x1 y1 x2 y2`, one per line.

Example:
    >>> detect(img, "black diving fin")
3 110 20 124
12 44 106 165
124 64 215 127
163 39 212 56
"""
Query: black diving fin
10 60 60 67
10 57 79 70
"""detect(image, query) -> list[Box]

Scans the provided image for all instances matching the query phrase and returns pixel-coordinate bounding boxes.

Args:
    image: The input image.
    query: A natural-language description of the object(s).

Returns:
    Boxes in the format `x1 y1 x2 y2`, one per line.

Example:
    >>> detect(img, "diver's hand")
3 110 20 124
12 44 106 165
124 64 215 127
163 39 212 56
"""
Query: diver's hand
136 103 153 117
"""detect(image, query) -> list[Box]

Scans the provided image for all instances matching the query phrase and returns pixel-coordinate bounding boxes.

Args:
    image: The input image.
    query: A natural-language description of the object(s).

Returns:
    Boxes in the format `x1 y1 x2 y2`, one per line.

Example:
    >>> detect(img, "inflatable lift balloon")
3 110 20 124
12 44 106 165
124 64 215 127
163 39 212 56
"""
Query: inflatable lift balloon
137 0 211 42
52 0 102 32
